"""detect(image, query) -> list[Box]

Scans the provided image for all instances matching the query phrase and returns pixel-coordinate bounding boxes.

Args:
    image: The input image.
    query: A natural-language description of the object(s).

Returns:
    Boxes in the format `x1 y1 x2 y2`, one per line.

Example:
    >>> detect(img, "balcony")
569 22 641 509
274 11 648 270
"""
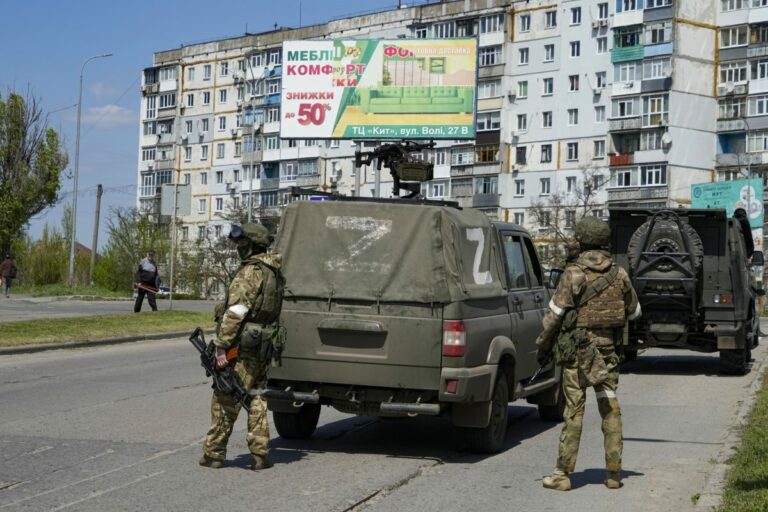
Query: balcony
155 157 175 170
296 174 321 187
141 83 159 95
717 83 748 97
717 118 748 132
644 42 673 58
607 186 668 203
472 194 500 208
260 177 280 189
609 116 642 132
610 153 634 166
611 45 644 63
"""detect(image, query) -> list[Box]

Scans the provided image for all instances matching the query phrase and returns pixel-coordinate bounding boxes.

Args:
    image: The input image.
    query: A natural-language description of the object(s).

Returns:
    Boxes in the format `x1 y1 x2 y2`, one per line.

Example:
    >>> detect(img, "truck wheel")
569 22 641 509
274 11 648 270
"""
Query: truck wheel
537 381 565 422
272 403 321 439
463 374 509 454
719 348 748 376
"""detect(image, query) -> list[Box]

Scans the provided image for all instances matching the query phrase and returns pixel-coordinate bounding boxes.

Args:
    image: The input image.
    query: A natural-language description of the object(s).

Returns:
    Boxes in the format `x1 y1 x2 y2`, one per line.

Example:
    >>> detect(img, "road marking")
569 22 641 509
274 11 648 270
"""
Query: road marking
48 471 165 511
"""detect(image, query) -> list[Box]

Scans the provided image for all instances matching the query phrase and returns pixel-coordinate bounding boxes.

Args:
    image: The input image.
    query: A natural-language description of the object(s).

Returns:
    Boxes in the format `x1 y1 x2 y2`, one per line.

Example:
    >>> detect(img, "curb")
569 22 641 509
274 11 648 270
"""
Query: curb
694 344 768 511
0 329 215 356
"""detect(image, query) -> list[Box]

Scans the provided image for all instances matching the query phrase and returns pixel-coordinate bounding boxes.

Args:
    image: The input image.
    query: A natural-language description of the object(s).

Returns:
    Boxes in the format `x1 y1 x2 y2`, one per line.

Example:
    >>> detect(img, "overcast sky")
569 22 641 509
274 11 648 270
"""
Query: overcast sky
1 0 408 248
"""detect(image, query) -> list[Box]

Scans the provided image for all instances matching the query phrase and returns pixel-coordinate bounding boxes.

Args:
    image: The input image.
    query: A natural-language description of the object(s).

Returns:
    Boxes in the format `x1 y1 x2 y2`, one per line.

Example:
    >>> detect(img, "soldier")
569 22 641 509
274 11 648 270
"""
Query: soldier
536 216 641 491
199 223 285 471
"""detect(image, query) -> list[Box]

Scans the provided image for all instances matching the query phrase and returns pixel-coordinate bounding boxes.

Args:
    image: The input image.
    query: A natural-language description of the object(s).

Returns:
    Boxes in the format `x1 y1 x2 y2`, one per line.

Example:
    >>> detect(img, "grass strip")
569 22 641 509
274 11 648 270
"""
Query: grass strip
0 311 213 347
720 372 768 512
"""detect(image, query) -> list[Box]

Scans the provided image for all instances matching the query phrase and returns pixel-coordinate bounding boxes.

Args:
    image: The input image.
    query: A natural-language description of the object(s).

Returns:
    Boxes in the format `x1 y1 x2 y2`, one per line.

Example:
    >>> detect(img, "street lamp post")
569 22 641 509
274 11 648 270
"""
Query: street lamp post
68 53 112 286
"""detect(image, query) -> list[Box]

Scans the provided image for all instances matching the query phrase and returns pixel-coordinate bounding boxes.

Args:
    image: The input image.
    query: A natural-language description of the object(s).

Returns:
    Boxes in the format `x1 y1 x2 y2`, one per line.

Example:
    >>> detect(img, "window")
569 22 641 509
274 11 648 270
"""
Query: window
479 46 502 66
145 96 156 119
752 59 768 80
198 198 207 213
477 144 500 163
159 67 176 81
567 142 579 161
621 0 638 10
204 64 211 80
543 77 553 95
722 0 747 9
426 181 447 198
181 226 189 240
141 148 155 161
597 37 608 54
201 118 209 132
198 226 207 239
185 93 194 108
615 61 639 82
518 81 528 98
748 130 768 151
594 140 606 158
544 44 555 62
568 108 579 125
201 146 209 160
214 225 222 238
474 176 498 195
646 22 672 45
519 48 529 65
184 173 190 185
565 210 576 228
647 0 672 6
433 21 456 38
215 198 223 211
540 178 551 195
721 26 748 48
184 146 192 161
643 57 671 79
545 10 557 28
187 67 195 81
755 25 768 44
615 169 633 187
268 48 282 65
265 136 279 150
595 106 606 122
514 212 525 225
541 144 552 162
219 89 228 104
216 143 225 159
567 176 577 192
570 41 581 57
203 91 211 105
478 79 501 99
220 61 229 76
480 13 503 33
720 61 747 83
435 150 447 166
749 95 768 115
515 146 526 165
569 75 579 91
514 179 525 196
233 169 240 182
267 79 280 94
615 27 642 47
641 129 665 150
235 142 242 157
159 93 176 108
721 96 747 118
520 14 531 32
451 147 474 165
517 114 528 130
477 111 501 131
502 234 529 289
643 94 669 126
542 111 553 128
596 71 607 88
598 3 609 19
640 165 666 185
571 7 581 24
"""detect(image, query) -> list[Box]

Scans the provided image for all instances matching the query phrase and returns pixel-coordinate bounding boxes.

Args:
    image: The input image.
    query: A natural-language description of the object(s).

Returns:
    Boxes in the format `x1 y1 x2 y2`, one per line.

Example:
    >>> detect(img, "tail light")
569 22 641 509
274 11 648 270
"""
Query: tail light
714 294 732 304
442 320 466 357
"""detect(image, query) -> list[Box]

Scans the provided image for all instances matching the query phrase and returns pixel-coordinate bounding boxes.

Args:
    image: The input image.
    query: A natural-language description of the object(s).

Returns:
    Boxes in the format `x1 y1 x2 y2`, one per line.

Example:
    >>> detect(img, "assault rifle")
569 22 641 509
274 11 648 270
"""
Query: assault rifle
189 327 250 410
354 140 436 198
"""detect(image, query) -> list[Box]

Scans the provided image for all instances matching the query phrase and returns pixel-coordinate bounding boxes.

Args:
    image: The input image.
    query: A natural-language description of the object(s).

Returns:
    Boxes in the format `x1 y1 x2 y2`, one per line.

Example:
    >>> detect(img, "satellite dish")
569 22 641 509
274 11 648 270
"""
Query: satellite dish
661 132 673 147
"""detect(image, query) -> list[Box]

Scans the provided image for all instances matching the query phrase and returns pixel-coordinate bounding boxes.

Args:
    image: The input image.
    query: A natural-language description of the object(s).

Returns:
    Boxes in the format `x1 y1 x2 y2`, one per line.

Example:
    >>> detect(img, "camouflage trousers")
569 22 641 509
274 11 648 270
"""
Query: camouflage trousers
556 340 623 473
203 354 269 461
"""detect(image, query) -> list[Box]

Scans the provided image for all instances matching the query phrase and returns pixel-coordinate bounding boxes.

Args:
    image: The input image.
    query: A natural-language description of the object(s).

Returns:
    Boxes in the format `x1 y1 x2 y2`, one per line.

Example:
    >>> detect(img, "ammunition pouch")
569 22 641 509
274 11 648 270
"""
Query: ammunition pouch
576 336 609 387
554 326 584 365
239 322 286 366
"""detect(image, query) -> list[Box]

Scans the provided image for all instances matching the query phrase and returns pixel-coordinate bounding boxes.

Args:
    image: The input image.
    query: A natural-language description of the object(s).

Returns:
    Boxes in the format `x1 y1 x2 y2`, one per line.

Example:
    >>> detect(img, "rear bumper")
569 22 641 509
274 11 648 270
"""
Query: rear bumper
439 364 496 403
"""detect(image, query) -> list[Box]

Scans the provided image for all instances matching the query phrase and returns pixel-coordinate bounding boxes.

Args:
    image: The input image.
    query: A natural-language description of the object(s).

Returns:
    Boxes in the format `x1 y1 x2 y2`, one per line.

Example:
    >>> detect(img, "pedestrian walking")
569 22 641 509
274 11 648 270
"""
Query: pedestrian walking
134 250 160 312
0 254 18 298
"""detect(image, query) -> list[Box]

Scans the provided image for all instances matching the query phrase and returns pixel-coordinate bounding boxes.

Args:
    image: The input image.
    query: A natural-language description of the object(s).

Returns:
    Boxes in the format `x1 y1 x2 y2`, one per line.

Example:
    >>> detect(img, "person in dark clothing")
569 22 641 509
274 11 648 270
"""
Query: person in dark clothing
0 254 18 298
134 250 160 312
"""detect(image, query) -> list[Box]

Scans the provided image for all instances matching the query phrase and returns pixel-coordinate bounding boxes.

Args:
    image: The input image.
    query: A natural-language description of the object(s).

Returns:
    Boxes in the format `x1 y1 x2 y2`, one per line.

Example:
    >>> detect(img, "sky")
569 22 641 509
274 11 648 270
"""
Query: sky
0 0 407 250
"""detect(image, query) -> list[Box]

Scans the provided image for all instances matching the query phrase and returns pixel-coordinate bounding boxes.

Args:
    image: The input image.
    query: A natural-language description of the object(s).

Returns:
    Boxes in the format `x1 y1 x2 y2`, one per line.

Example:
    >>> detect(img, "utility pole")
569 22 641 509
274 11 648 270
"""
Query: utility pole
88 184 103 286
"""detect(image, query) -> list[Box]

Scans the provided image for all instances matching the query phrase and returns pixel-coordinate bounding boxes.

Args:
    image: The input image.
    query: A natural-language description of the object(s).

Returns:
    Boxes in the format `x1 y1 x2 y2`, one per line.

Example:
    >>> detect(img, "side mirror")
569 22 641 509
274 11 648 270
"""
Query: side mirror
548 268 564 289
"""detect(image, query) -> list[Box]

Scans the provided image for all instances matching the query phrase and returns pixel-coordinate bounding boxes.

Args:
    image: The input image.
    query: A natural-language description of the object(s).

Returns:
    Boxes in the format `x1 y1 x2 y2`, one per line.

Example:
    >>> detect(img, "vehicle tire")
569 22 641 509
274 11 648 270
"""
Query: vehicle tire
719 348 748 376
272 403 321 439
463 373 509 454
537 381 565 422
627 218 704 275
622 350 638 363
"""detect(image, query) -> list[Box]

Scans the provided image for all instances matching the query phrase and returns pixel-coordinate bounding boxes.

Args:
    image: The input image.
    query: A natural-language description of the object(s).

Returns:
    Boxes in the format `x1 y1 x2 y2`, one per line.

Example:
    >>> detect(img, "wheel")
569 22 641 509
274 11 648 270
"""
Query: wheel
720 348 748 376
272 403 321 439
622 350 638 363
537 381 565 422
463 373 509 453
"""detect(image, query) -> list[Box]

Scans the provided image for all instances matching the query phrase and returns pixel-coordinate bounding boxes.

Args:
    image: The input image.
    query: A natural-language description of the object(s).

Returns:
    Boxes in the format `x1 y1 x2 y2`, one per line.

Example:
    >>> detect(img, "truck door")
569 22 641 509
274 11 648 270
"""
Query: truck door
500 232 543 378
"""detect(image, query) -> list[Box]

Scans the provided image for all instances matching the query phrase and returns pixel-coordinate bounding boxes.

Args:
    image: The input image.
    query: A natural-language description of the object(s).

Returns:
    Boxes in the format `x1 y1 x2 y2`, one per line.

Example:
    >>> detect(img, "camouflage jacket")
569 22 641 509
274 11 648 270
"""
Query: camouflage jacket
215 252 283 350
536 250 640 353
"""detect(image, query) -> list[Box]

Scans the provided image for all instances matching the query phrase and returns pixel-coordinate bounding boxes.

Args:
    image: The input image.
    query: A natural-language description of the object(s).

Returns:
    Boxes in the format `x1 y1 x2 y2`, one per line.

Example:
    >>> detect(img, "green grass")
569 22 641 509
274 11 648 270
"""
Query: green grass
720 373 768 512
0 311 213 347
12 284 129 298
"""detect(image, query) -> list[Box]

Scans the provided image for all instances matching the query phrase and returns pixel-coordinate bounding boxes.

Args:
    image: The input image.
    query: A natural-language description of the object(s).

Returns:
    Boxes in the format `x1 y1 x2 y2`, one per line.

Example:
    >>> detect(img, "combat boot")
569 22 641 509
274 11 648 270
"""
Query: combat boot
251 455 273 471
542 469 571 491
605 471 621 489
198 454 223 469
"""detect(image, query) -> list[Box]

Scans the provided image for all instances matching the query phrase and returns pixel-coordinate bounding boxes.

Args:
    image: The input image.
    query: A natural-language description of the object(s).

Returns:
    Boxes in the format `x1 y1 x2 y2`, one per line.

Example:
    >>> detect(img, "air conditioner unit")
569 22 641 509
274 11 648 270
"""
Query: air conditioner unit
507 92 517 102
180 134 188 143
232 73 240 80
594 86 604 95
658 119 668 127
591 20 600 28
230 128 238 136
624 81 634 88
717 84 729 96
599 19 608 27
511 164 522 171
236 100 243 109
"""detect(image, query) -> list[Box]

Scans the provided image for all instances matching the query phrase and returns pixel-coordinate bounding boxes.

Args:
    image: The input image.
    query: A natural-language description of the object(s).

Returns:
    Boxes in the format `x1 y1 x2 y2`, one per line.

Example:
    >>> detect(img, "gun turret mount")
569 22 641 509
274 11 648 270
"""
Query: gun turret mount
355 140 436 198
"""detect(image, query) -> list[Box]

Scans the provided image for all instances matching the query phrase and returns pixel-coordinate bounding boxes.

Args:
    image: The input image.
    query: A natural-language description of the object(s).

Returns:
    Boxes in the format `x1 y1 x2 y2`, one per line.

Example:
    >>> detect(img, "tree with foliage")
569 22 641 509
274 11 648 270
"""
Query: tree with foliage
0 89 68 254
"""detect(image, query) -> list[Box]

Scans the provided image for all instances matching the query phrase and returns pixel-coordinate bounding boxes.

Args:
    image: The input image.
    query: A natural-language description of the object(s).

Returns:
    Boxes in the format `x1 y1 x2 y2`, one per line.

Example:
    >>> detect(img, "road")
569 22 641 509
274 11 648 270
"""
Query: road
0 336 764 512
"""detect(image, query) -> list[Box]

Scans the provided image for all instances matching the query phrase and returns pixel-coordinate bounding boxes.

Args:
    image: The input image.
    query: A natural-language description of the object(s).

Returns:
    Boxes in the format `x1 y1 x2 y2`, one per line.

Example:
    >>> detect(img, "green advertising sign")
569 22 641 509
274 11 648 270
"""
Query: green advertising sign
691 179 764 251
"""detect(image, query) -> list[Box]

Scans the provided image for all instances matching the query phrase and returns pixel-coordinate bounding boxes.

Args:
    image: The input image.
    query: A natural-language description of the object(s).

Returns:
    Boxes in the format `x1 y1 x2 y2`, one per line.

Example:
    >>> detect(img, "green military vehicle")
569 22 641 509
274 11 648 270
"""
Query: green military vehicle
609 208 759 374
259 199 563 453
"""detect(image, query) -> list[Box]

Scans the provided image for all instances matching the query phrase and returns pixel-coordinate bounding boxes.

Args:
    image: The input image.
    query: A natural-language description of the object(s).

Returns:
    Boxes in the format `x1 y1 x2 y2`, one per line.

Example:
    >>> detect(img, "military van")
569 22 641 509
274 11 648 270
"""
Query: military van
610 208 759 374
259 199 563 453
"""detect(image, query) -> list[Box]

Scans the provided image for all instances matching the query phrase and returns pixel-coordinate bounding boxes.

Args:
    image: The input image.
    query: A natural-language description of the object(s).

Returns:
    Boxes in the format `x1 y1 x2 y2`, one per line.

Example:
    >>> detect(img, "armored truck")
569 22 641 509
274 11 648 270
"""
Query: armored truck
260 199 563 453
609 208 759 374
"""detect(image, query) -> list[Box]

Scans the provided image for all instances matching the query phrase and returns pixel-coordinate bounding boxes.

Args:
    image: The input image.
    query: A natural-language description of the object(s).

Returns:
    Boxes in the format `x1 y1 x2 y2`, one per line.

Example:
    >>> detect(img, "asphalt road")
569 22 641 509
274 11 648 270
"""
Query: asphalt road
0 336 764 512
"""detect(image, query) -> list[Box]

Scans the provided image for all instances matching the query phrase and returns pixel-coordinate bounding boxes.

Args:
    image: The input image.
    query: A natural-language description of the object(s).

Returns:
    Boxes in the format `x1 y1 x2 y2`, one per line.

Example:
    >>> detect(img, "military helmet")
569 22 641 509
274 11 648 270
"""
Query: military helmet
229 223 271 247
574 216 610 248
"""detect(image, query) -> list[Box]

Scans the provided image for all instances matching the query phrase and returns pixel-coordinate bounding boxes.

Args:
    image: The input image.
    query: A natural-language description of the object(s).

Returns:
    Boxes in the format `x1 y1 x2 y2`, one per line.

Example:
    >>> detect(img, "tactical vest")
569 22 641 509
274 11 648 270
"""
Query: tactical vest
248 260 285 325
575 265 626 328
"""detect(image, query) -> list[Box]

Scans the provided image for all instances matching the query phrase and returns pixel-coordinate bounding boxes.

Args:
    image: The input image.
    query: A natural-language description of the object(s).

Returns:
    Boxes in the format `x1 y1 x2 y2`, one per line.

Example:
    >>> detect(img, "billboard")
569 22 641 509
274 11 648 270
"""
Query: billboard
691 179 764 250
280 39 477 140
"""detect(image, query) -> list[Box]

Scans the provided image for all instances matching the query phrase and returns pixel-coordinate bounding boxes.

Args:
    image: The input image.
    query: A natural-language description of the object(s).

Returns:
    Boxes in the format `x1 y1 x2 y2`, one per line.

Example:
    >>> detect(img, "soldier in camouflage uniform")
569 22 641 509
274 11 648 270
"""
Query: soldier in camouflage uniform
536 217 641 491
199 223 285 471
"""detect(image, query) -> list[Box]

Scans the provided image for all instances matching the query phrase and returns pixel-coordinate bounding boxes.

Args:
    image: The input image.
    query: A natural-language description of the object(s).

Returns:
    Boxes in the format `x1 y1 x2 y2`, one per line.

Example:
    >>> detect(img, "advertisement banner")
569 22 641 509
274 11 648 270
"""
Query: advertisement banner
691 179 764 250
280 39 477 140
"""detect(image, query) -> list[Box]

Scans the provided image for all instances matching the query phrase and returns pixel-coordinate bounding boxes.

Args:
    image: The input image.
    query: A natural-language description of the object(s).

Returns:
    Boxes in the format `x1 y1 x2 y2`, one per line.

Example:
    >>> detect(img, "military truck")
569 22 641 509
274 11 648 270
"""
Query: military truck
259 199 563 453
609 208 759 374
